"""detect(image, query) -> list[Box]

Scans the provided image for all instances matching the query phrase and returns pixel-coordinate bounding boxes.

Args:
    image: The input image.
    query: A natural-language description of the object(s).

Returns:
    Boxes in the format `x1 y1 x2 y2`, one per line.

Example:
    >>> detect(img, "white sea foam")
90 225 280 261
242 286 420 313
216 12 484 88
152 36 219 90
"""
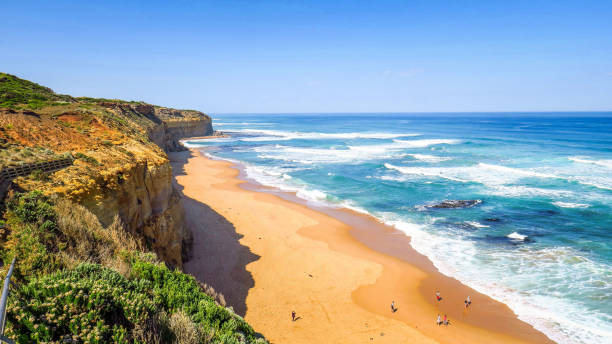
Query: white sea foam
392 138 462 148
568 157 612 169
507 232 527 240
383 163 469 183
407 154 452 162
214 122 275 126
383 162 612 196
256 145 407 164
181 137 235 147
552 201 590 209
227 128 420 141
487 185 574 198
477 163 560 179
465 221 490 228
240 163 334 206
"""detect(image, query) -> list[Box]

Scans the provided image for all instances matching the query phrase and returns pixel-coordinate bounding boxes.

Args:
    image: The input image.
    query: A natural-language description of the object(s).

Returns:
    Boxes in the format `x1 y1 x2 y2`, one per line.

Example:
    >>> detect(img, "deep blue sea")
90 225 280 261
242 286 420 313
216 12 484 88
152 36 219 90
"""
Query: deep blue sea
185 113 612 344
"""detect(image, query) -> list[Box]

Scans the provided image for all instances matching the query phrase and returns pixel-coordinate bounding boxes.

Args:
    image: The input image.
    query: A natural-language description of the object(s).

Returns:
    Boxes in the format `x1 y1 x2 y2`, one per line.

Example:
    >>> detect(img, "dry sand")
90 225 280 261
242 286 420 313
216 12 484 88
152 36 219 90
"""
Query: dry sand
170 149 554 344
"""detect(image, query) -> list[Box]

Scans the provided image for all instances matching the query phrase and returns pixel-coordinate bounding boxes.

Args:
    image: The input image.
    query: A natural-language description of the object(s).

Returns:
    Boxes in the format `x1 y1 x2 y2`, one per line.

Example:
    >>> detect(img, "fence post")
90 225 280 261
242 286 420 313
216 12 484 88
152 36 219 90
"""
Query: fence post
0 258 16 344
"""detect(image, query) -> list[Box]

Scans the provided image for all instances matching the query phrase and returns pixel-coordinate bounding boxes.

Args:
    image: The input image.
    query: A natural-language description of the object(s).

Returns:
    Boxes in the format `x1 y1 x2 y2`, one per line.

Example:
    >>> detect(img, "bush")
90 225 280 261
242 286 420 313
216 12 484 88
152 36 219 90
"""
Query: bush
30 169 50 181
2 191 63 278
130 258 260 343
6 263 157 343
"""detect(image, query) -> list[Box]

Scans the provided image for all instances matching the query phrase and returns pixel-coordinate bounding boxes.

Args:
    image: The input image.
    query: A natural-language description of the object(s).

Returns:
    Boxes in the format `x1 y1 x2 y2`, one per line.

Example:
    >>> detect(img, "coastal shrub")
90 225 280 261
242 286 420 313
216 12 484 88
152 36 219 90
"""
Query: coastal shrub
130 257 262 343
168 311 202 344
74 152 100 165
2 191 64 278
5 263 158 343
1 192 138 276
5 259 265 343
30 169 50 181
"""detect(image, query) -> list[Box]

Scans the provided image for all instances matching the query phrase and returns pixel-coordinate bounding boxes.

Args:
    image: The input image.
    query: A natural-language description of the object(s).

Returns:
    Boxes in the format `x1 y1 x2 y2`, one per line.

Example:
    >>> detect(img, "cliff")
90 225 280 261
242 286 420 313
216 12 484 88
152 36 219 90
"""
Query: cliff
0 73 213 267
0 73 266 343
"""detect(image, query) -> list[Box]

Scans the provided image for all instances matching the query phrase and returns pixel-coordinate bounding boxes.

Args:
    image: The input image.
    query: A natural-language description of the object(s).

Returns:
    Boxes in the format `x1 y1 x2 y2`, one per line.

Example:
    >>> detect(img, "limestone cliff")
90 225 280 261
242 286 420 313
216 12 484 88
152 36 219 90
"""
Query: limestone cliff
77 158 190 267
0 74 212 268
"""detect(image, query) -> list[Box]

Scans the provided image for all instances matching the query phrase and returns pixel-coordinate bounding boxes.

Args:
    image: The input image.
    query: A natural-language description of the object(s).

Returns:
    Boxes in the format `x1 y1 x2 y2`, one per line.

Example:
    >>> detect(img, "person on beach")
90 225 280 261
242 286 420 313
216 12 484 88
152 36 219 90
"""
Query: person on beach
435 290 442 301
391 301 397 312
443 314 449 326
291 311 296 321
465 295 471 308
436 314 442 326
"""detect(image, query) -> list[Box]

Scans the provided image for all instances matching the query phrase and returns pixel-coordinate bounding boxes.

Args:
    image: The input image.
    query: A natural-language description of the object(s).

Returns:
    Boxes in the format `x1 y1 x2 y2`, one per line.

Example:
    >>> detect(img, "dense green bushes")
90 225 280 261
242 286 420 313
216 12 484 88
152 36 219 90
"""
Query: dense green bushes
1 191 265 343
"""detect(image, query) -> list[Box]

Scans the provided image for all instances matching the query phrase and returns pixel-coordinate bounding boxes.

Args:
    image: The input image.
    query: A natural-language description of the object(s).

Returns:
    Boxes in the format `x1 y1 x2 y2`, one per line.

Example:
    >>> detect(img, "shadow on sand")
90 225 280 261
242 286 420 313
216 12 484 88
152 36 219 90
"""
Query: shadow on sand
170 151 260 317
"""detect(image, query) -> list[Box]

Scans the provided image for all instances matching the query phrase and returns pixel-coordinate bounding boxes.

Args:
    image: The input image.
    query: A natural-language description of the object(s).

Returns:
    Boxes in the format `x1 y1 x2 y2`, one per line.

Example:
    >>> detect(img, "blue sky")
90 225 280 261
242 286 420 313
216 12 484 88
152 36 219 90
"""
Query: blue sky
1 0 611 113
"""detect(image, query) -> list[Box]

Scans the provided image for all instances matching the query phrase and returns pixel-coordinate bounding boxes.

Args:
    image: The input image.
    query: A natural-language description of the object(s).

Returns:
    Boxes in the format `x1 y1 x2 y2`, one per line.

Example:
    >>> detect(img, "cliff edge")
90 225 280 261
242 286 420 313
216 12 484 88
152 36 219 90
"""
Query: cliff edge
0 72 212 267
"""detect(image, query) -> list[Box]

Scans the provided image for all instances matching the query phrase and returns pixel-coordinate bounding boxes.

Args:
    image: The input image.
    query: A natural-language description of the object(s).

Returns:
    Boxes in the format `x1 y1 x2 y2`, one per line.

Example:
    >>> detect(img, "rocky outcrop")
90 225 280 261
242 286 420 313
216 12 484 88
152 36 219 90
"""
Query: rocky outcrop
142 106 213 152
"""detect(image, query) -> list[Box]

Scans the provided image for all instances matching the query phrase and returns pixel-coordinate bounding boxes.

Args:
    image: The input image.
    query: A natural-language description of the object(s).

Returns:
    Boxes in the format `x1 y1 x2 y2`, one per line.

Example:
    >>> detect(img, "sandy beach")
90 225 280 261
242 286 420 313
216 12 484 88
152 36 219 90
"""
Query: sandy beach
170 149 554 344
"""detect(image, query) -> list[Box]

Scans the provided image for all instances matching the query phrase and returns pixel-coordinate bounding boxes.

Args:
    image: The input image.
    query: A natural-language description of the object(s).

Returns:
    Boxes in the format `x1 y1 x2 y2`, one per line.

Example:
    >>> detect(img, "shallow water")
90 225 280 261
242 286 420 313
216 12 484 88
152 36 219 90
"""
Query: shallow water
185 113 612 344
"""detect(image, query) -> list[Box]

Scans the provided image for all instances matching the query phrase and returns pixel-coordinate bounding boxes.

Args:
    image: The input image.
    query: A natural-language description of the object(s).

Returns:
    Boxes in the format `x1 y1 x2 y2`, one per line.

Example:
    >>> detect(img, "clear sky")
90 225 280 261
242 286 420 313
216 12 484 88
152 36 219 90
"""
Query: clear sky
2 0 611 113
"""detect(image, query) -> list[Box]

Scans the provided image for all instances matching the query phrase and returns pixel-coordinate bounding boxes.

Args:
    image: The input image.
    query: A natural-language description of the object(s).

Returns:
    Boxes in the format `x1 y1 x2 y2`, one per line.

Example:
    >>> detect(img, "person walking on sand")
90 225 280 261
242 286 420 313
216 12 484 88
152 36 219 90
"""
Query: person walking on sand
436 314 442 326
443 314 449 326
435 290 442 302
391 301 396 312
467 295 471 307
291 311 296 321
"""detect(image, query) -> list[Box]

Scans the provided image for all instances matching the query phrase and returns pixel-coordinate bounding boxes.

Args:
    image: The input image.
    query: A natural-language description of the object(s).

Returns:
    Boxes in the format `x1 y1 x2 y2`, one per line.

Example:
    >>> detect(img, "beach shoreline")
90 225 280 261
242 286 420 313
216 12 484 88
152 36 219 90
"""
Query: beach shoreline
171 148 554 344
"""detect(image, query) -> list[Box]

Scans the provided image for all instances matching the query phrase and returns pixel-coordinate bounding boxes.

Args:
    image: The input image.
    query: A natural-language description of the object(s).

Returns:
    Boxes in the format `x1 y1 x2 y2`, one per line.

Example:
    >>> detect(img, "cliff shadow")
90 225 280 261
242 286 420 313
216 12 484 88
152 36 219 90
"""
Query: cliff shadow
169 150 259 317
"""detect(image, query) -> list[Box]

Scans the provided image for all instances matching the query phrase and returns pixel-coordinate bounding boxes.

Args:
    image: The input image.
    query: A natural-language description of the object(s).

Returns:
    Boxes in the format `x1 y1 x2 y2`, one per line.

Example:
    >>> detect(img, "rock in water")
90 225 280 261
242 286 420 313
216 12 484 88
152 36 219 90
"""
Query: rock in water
426 200 482 209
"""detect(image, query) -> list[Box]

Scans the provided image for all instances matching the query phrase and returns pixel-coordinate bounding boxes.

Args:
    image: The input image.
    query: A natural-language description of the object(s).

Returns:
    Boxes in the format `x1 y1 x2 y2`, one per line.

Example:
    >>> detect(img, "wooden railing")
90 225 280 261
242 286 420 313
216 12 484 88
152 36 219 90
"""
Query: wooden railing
0 157 73 180
0 157 73 199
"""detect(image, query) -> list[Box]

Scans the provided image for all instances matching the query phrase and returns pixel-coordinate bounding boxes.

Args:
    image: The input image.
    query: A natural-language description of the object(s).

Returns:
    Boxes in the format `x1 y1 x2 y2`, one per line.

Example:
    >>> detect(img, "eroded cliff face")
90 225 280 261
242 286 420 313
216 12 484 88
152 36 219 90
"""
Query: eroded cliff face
137 104 214 152
79 161 191 267
1 98 211 269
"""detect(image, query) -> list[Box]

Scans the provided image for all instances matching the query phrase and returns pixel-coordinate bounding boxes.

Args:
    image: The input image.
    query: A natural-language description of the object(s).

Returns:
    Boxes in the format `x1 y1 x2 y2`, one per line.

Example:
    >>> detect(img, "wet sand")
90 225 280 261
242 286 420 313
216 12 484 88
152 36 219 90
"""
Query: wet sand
171 149 554 344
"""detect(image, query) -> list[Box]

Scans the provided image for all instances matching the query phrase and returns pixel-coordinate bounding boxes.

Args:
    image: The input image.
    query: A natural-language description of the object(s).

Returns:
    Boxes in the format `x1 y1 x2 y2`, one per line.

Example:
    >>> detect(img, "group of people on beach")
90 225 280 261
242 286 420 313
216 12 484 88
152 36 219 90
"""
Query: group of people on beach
433 290 472 326
436 314 449 326
292 291 473 325
386 291 472 327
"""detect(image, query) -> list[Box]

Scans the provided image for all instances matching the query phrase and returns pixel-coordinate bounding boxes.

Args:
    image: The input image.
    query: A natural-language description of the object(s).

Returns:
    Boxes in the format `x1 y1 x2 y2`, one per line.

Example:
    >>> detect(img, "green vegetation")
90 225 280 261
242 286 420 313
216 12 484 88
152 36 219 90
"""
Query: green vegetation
74 152 100 165
0 73 72 109
1 191 265 343
30 169 50 182
0 146 60 168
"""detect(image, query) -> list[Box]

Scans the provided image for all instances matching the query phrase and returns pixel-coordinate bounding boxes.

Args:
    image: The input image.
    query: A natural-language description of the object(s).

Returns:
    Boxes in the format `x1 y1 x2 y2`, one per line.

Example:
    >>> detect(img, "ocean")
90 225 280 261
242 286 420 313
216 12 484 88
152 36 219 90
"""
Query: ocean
184 113 612 344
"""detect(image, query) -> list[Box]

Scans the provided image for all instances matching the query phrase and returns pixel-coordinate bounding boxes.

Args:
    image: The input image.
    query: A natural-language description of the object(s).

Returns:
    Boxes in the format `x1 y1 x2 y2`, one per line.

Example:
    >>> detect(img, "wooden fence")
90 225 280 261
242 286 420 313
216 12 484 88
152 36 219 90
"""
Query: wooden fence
0 157 73 199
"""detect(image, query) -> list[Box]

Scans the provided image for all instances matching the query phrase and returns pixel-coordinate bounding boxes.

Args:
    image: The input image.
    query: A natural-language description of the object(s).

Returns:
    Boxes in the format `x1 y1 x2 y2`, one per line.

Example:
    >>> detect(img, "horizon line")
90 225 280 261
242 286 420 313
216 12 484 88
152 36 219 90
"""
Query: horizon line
209 110 612 115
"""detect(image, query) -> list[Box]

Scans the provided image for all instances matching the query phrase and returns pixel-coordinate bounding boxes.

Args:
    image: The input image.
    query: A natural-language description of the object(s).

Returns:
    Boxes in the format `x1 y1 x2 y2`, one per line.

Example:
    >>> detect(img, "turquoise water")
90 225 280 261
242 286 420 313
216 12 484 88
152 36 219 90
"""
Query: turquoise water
185 113 612 344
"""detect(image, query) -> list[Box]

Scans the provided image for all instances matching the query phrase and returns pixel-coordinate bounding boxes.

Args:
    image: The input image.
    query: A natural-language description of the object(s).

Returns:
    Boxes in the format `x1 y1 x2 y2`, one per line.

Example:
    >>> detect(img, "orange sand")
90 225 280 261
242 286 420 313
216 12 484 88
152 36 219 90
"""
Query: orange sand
171 150 554 344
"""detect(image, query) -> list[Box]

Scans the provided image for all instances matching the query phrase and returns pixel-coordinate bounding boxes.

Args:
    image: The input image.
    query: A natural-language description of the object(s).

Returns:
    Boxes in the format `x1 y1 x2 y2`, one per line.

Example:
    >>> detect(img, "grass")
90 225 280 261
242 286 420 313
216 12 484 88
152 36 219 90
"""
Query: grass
74 152 100 165
0 73 73 109
1 191 266 343
0 146 61 168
